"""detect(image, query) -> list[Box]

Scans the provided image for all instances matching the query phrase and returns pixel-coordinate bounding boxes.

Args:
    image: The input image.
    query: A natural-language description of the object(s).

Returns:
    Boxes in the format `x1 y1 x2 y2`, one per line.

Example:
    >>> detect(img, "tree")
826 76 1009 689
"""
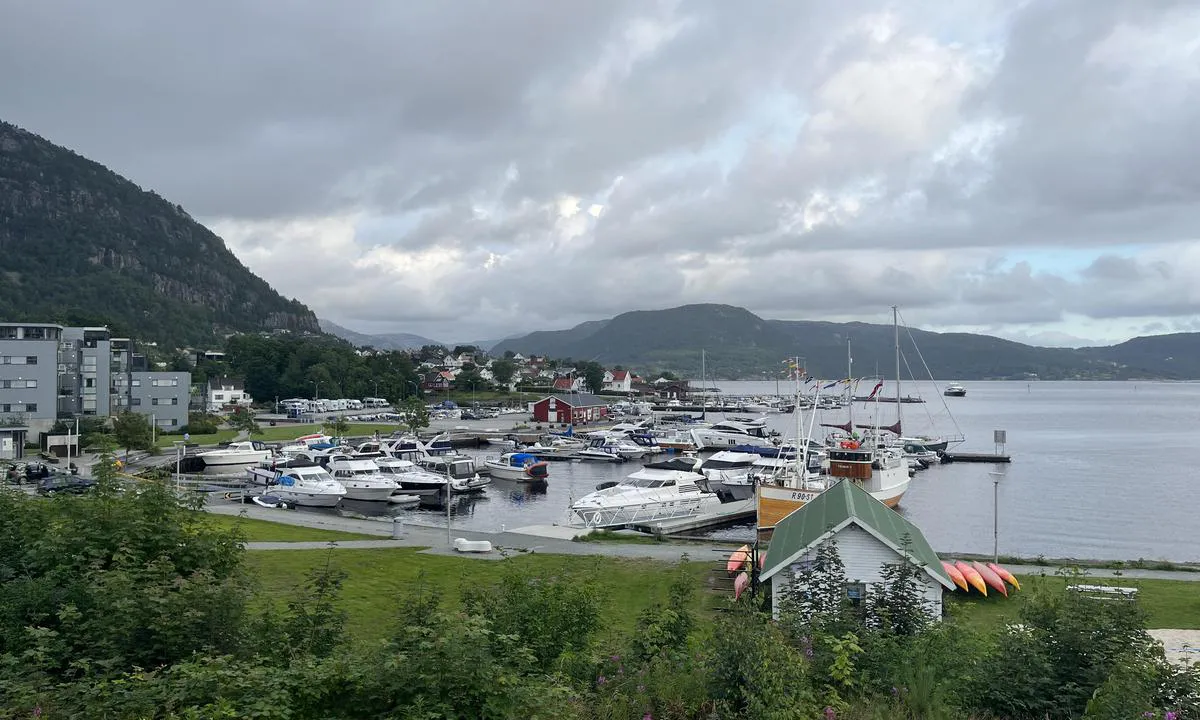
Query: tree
228 406 261 437
112 410 154 458
455 363 486 392
581 361 605 394
452 345 480 357
323 415 350 439
491 358 517 388
399 397 430 436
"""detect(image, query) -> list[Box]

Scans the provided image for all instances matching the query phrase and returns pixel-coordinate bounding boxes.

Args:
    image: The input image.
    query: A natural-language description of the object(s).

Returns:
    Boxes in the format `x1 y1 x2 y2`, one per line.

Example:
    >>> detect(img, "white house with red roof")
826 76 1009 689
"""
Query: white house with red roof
602 369 632 392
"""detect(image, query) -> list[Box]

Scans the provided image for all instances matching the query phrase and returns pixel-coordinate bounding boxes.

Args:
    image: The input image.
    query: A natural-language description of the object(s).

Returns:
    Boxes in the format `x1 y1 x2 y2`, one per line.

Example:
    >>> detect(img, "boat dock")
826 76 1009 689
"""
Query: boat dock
941 452 1012 464
628 499 756 535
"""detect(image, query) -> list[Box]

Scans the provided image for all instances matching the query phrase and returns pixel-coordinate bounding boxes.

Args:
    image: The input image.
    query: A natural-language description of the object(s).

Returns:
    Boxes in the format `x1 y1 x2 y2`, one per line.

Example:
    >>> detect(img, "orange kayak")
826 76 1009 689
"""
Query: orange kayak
941 561 968 591
727 545 750 573
988 563 1021 591
972 561 1008 597
955 561 988 595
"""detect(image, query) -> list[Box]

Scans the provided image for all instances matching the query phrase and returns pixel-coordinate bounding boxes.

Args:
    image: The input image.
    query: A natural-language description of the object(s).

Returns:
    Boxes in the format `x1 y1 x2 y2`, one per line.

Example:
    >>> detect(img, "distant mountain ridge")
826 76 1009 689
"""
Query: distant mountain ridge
0 120 319 346
491 304 1200 380
319 318 502 353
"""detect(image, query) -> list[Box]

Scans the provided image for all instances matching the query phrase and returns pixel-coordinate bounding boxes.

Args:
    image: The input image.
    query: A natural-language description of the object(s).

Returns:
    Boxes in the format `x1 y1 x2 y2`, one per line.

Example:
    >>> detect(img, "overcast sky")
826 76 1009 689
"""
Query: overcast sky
4 1 1199 346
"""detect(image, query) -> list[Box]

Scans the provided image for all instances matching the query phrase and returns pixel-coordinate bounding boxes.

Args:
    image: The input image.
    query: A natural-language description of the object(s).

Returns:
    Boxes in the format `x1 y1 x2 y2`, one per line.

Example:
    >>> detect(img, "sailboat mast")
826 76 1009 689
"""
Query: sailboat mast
893 305 902 432
846 338 853 431
794 356 805 479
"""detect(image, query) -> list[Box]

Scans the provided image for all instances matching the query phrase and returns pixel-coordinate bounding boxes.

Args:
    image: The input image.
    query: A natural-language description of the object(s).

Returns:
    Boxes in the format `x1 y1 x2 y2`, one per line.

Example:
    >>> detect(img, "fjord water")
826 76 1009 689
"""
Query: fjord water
336 381 1199 563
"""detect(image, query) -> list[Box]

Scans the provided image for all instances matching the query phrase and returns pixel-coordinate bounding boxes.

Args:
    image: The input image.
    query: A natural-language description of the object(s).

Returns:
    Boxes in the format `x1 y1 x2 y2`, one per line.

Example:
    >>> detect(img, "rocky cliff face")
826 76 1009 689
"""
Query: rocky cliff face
0 120 319 346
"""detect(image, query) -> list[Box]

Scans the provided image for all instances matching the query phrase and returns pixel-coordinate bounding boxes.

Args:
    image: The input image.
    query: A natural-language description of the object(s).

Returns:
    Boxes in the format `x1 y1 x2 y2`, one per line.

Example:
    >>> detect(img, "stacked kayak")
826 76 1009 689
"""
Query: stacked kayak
941 560 1020 596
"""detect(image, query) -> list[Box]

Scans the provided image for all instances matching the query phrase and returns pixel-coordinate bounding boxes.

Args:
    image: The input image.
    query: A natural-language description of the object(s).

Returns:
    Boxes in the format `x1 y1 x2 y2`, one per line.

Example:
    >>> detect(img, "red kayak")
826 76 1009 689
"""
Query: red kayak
988 563 1021 591
733 571 750 600
955 561 988 595
727 545 750 573
972 561 1009 597
941 561 968 591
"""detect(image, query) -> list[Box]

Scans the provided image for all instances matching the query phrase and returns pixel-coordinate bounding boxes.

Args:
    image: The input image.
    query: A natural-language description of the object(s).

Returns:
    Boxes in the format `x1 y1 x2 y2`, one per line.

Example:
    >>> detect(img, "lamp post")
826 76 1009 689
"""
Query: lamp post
989 471 1004 563
313 382 319 401
407 380 419 399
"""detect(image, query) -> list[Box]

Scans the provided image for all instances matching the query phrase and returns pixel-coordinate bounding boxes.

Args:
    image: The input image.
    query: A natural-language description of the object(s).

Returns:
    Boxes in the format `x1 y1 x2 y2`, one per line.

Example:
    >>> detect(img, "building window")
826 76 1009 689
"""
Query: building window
845 582 867 607
132 379 141 387
0 404 8 412
0 328 15 340
213 394 224 401
84 378 94 388
26 356 37 365
131 398 141 406
25 403 36 413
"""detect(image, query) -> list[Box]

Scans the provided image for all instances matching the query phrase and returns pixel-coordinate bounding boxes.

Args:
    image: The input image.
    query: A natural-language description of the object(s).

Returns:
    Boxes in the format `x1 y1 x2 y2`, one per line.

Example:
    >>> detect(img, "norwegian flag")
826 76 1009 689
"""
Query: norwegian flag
867 380 885 399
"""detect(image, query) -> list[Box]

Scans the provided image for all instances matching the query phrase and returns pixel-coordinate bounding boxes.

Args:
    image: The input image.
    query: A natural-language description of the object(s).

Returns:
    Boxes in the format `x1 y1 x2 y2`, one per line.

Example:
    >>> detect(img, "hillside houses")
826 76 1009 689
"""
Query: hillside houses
409 347 648 396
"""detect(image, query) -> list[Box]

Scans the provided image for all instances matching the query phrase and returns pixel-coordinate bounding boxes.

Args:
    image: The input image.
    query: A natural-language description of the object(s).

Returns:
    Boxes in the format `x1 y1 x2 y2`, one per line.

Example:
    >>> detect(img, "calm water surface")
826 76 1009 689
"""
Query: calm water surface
280 381 1200 563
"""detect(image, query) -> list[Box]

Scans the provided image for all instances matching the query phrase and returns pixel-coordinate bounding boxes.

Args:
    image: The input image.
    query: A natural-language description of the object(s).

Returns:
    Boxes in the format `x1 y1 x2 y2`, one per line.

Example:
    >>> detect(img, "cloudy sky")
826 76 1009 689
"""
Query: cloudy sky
4 1 1200 346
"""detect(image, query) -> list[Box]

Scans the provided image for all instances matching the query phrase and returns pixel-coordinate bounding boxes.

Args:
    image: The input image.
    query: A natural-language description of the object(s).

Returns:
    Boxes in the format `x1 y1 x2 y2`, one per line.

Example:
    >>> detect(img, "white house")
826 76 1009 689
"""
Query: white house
442 354 463 369
207 376 253 410
760 479 955 620
603 369 632 392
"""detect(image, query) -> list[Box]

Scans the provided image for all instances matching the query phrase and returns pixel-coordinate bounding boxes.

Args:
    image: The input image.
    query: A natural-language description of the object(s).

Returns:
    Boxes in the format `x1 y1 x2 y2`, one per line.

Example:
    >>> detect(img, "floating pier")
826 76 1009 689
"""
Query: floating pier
628 499 756 535
941 452 1012 464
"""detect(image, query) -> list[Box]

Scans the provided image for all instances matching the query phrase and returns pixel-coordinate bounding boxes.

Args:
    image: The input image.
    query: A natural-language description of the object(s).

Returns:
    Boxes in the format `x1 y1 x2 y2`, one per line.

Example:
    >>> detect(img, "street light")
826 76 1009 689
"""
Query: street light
989 471 1004 563
407 380 419 398
313 381 319 400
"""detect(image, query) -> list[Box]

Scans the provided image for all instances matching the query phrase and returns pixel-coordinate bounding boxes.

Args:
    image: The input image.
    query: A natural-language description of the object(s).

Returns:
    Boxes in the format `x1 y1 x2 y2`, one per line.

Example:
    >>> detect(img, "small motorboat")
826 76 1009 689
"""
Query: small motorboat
252 494 288 509
197 440 272 467
483 452 550 482
943 383 967 397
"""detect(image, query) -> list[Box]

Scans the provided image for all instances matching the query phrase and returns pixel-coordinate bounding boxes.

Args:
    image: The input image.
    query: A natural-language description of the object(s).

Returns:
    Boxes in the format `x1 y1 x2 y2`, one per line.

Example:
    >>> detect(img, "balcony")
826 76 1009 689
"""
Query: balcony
0 412 29 428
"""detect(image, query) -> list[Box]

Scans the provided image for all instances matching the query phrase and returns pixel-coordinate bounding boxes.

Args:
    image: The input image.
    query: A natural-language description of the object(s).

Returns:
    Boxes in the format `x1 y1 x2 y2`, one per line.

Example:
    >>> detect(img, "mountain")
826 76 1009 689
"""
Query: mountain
491 304 1194 380
318 319 441 351
0 120 319 347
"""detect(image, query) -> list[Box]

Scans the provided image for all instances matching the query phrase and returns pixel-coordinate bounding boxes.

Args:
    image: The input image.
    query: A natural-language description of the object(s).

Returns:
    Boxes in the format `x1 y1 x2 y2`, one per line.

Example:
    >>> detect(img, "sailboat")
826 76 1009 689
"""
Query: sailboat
875 307 964 452
754 353 912 542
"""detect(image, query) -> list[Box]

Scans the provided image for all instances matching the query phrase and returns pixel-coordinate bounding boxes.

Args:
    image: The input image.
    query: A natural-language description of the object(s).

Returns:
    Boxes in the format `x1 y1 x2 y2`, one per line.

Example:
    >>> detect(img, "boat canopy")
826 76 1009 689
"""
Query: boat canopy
510 452 540 466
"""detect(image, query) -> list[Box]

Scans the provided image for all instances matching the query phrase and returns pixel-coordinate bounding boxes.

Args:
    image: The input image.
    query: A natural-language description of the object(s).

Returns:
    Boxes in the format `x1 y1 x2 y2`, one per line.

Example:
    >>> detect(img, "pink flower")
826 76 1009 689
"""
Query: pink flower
824 707 837 720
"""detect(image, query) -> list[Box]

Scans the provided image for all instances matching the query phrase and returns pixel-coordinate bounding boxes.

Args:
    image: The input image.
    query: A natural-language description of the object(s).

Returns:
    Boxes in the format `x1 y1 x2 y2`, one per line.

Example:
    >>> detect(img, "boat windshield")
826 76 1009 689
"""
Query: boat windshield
623 477 675 488
293 469 334 483
702 458 754 470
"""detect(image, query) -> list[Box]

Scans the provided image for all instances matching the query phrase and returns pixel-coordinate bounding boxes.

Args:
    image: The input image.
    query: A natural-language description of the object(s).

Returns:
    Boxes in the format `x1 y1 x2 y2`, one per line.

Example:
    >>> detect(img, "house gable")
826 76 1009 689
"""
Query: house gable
761 479 953 590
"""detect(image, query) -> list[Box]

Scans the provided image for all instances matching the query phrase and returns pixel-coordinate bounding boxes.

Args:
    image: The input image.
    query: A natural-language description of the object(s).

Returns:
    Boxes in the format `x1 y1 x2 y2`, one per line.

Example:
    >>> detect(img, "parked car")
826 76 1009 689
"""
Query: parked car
37 475 97 495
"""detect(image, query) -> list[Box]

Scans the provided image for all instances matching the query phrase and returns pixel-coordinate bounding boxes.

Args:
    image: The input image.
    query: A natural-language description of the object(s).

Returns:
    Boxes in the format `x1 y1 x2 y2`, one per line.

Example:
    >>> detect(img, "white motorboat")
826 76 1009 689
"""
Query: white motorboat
247 461 347 507
418 453 482 481
375 456 449 496
326 455 400 502
569 466 724 528
689 420 772 450
576 441 626 463
197 440 272 467
485 437 518 450
483 452 550 482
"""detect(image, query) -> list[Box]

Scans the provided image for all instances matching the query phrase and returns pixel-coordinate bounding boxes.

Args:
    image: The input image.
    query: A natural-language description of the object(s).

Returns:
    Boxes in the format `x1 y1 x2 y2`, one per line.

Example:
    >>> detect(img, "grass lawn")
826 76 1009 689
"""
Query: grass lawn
244 548 713 642
156 429 238 447
205 514 380 542
948 572 1200 629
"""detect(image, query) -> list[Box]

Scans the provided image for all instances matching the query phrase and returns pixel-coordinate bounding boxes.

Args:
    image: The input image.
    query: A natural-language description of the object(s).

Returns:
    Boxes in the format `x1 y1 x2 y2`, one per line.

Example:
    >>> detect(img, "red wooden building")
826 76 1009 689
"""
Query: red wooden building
532 393 608 424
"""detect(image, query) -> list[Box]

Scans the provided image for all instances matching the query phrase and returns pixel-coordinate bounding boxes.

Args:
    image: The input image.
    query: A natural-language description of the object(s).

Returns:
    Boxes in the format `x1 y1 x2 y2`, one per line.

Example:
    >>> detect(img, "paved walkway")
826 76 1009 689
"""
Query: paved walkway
211 501 736 562
211 502 1200 579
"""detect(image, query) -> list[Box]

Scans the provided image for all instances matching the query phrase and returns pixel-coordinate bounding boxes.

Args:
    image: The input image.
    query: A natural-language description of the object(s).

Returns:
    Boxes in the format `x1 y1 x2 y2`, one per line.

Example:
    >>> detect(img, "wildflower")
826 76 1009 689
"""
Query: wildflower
1165 713 1178 720
637 685 646 693
824 706 837 720
611 655 621 662
597 675 607 686
1143 714 1155 719
643 714 653 720
891 686 899 697
32 708 42 719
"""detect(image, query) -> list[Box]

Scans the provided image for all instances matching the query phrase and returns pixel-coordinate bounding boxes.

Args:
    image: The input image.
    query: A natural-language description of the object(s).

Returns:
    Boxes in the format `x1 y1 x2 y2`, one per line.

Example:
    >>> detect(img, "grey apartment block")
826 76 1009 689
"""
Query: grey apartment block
0 323 62 437
130 371 191 431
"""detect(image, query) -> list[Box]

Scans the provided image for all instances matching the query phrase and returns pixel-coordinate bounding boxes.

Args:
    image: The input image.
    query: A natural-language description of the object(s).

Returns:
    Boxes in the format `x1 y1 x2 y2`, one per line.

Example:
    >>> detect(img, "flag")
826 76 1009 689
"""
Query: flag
867 380 884 399
823 381 839 389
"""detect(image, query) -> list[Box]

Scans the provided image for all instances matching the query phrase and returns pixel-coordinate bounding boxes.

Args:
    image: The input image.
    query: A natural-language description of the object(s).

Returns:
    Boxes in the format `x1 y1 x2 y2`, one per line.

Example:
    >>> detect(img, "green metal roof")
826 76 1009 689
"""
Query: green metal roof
760 479 954 589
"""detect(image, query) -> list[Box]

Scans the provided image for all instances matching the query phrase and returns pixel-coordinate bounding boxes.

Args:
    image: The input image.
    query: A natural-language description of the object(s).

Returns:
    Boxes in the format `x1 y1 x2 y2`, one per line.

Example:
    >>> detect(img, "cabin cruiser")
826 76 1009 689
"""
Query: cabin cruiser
197 440 272 467
943 383 966 397
483 452 550 482
417 453 485 484
325 454 400 502
689 419 773 450
569 465 724 528
696 450 761 501
247 460 347 507
576 439 627 463
375 456 486 496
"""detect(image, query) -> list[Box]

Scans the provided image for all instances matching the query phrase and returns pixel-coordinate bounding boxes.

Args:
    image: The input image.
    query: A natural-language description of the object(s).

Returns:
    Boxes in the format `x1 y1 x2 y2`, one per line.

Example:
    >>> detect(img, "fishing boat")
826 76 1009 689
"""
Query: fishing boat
483 452 550 482
755 349 910 541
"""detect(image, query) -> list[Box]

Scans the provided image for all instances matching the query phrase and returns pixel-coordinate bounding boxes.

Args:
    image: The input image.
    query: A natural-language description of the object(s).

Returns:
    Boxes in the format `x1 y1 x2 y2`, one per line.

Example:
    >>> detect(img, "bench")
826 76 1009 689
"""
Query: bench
1067 584 1138 599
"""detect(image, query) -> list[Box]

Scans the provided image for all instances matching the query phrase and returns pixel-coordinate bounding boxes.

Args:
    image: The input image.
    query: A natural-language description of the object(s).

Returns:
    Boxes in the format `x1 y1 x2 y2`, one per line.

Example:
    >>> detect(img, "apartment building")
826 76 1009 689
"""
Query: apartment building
1 322 192 442
0 323 61 455
131 371 190 430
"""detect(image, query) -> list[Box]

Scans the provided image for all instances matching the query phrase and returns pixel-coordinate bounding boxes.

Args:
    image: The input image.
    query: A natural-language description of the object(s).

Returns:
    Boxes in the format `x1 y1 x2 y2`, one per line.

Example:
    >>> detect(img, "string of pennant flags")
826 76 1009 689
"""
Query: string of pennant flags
780 359 886 398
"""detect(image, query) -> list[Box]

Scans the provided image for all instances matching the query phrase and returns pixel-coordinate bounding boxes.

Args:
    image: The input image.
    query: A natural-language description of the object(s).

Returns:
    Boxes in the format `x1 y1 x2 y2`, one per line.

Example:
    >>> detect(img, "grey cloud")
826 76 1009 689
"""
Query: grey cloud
4 0 1200 342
